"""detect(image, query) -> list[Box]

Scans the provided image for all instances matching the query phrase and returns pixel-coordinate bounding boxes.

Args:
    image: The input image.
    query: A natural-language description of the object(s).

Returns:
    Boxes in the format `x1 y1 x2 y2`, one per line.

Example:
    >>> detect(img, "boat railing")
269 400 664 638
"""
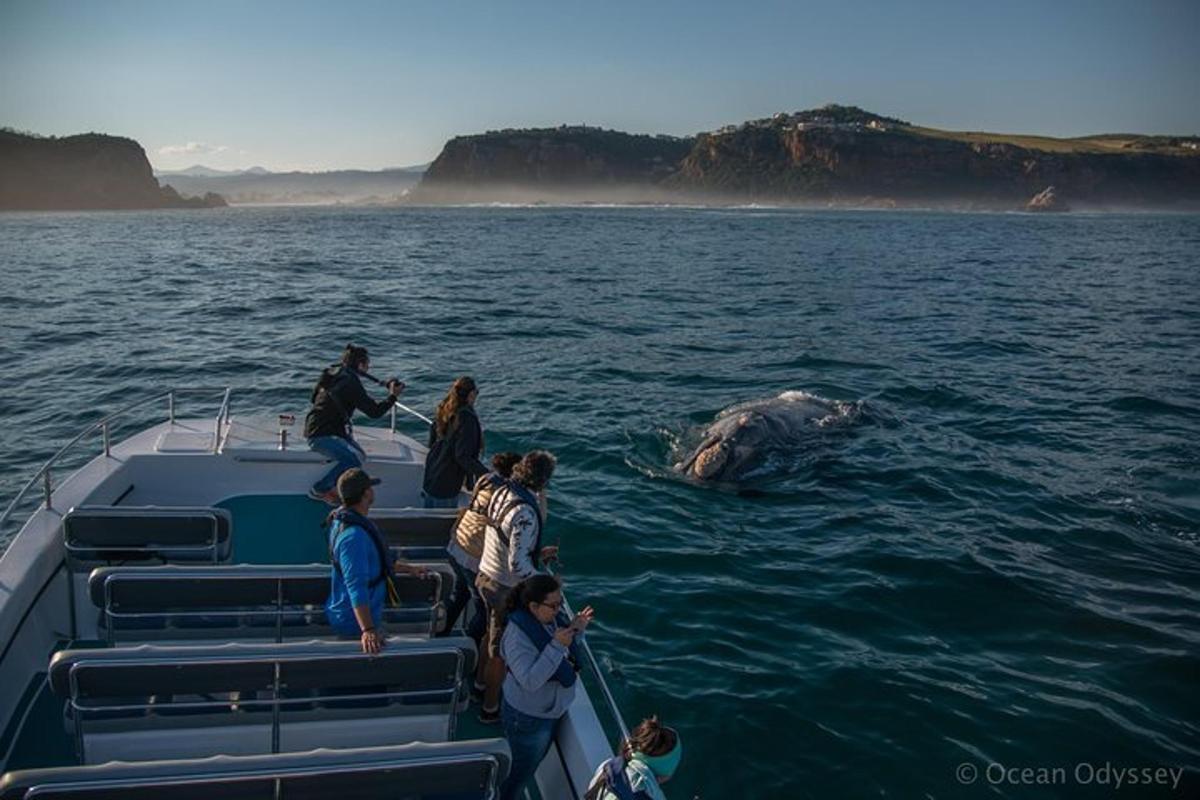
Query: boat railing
549 565 632 749
0 387 232 535
390 401 433 431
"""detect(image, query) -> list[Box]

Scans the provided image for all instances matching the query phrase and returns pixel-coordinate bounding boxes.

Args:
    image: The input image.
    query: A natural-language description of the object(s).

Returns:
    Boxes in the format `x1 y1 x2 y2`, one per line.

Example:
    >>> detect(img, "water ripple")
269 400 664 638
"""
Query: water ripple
0 207 1197 798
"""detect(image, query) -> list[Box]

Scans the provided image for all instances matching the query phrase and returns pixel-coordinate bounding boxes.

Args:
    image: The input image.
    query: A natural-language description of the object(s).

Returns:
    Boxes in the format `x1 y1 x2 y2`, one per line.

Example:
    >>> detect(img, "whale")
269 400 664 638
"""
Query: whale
675 391 860 483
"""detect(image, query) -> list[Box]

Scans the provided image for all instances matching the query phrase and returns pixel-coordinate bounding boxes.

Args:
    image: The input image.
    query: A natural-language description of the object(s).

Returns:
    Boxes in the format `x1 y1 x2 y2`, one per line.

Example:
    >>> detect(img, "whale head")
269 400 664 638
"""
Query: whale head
691 437 733 479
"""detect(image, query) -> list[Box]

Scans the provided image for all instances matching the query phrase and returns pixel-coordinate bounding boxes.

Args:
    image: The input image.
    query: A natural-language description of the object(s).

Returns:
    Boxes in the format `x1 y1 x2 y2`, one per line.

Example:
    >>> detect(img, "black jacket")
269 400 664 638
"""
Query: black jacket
303 366 395 440
422 405 487 498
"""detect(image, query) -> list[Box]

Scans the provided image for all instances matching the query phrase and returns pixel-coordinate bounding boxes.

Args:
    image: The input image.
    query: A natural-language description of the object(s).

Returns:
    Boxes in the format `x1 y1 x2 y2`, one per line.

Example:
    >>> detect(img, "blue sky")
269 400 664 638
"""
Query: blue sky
2 0 1197 171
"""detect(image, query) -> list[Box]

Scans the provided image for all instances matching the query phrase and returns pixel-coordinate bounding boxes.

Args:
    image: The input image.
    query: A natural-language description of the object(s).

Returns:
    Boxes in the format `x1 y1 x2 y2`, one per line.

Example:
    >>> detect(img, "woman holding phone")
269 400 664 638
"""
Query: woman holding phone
497 574 595 800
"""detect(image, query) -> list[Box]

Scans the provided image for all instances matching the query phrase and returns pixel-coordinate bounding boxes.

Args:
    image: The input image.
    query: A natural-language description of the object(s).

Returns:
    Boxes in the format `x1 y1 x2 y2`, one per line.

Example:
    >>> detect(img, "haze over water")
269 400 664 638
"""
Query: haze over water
0 207 1197 797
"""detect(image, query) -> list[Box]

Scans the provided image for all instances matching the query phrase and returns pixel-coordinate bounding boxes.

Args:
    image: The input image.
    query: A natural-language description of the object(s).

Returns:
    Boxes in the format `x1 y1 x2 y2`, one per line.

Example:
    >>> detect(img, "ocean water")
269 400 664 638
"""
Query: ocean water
1 206 1198 798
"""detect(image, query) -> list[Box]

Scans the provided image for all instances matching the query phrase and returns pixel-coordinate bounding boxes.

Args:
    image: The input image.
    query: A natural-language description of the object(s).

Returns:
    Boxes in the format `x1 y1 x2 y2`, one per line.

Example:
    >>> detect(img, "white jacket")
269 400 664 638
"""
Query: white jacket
477 484 541 587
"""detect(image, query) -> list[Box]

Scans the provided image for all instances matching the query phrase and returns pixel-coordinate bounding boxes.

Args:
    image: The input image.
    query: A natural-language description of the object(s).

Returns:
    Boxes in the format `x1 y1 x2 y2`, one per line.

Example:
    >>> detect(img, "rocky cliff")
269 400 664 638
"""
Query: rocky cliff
671 117 1200 207
414 106 1200 209
0 129 226 210
413 126 694 203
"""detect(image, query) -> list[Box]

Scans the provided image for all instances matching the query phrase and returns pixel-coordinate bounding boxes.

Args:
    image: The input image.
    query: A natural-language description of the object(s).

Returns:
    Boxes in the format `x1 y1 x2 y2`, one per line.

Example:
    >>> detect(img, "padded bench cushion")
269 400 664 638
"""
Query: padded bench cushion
86 563 455 638
86 565 441 610
0 739 511 800
64 507 233 563
372 508 458 552
48 638 477 698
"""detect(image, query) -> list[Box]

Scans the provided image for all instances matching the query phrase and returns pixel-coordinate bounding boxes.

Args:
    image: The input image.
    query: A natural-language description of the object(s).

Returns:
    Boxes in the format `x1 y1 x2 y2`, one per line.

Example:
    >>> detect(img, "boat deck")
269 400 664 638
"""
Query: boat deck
0 402 615 798
2 492 547 795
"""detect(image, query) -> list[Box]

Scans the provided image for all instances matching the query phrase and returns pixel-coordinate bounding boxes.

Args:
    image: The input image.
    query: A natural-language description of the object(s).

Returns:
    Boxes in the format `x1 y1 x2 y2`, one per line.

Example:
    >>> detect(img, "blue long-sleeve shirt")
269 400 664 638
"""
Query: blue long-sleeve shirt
325 522 386 636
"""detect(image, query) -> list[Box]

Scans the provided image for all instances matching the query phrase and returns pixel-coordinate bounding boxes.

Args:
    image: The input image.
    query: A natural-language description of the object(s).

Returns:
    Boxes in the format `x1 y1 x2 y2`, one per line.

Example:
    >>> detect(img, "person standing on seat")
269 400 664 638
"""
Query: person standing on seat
585 717 683 800
305 344 405 504
475 450 559 723
325 468 426 654
497 574 594 800
422 376 488 508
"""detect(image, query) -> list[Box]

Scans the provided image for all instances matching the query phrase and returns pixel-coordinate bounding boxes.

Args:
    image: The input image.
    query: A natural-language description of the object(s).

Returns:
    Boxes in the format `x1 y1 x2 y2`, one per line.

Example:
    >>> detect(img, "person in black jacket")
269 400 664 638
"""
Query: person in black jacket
422 376 488 507
305 344 404 503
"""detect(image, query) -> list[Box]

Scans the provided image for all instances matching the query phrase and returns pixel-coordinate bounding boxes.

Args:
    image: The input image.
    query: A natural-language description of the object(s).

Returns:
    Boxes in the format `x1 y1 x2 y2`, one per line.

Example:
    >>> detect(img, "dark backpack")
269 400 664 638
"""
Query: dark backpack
485 481 543 549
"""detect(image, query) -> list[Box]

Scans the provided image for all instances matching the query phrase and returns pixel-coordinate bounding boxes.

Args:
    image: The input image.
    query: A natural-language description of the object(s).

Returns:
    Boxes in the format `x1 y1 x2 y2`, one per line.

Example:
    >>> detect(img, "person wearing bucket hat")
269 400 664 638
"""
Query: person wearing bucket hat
324 468 426 653
585 716 682 800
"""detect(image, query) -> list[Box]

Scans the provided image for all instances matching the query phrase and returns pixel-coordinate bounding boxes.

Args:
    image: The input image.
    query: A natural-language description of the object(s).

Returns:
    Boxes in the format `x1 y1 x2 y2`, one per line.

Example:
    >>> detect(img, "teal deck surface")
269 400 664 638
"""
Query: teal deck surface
218 494 332 565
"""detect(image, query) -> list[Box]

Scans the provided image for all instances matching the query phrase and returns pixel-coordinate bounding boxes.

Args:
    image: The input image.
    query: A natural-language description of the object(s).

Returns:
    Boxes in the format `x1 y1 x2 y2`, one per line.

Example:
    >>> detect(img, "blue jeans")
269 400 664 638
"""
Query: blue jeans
500 701 560 800
308 435 365 493
442 559 486 644
422 492 459 509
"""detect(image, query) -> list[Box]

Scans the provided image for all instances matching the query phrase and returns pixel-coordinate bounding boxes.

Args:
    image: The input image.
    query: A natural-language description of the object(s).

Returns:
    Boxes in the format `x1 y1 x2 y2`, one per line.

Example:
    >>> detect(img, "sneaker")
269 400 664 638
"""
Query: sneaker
477 706 500 725
307 487 339 505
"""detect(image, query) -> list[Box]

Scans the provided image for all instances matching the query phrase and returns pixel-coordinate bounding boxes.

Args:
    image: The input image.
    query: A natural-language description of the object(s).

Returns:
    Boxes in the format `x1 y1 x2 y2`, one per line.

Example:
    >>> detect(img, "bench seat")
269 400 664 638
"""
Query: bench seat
64 507 233 564
48 638 477 764
0 739 510 799
86 564 453 642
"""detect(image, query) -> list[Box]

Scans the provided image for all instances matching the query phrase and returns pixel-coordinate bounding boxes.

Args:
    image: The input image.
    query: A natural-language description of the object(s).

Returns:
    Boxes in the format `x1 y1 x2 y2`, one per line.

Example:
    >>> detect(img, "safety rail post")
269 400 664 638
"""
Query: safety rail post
390 403 397 434
278 428 288 450
0 387 234 537
212 388 232 454
102 422 111 457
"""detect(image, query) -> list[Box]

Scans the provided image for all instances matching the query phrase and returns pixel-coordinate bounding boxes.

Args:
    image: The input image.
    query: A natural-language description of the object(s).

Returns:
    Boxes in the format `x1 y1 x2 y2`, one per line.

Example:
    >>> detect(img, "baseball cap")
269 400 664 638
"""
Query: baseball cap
337 468 381 504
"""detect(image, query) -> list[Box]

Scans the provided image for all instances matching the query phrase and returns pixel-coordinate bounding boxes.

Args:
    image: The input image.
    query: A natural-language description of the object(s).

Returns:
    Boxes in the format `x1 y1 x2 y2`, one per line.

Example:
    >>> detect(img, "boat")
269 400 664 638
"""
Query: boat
0 388 627 798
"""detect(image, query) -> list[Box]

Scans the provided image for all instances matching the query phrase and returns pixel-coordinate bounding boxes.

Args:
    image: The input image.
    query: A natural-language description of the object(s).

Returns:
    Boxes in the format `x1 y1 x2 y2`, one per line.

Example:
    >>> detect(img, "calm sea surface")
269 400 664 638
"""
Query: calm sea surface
1 207 1198 798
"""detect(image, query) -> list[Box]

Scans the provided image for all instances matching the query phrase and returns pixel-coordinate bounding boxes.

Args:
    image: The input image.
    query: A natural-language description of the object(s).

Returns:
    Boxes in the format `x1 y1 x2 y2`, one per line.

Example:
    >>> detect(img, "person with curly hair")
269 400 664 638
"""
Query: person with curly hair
475 450 560 722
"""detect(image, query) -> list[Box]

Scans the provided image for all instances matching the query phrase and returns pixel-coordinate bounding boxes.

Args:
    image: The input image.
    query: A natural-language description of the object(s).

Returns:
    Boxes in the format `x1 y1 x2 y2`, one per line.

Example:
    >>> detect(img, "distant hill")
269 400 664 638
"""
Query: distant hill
156 165 426 205
412 126 694 203
414 105 1200 209
154 164 275 178
0 129 226 211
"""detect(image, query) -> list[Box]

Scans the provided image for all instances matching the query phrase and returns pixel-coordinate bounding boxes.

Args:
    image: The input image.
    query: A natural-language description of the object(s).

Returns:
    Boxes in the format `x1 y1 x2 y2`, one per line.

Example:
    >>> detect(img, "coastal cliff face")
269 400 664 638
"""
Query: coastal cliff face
414 127 694 202
671 124 1200 206
413 107 1200 208
0 130 226 210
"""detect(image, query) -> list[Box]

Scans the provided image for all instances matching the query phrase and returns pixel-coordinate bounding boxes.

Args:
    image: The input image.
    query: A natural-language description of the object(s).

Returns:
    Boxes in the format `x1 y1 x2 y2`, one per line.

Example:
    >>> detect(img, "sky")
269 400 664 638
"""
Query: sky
2 0 1197 172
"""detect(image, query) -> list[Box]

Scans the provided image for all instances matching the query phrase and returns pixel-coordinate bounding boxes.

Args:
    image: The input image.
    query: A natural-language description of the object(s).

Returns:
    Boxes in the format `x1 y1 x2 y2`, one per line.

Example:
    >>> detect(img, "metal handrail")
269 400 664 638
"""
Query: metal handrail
0 387 232 533
574 605 632 746
550 565 632 747
390 401 433 432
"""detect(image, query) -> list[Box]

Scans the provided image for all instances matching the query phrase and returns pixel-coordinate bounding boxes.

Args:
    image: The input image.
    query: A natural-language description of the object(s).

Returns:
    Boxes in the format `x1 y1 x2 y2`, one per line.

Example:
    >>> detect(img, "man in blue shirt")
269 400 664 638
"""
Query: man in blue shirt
325 468 426 653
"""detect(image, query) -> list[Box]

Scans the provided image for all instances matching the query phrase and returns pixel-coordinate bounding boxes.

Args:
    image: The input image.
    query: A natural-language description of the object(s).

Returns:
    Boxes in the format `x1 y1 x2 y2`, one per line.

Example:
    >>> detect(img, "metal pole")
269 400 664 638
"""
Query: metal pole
278 428 288 451
43 469 52 510
390 404 397 434
168 392 175 424
547 565 631 746
102 422 111 457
